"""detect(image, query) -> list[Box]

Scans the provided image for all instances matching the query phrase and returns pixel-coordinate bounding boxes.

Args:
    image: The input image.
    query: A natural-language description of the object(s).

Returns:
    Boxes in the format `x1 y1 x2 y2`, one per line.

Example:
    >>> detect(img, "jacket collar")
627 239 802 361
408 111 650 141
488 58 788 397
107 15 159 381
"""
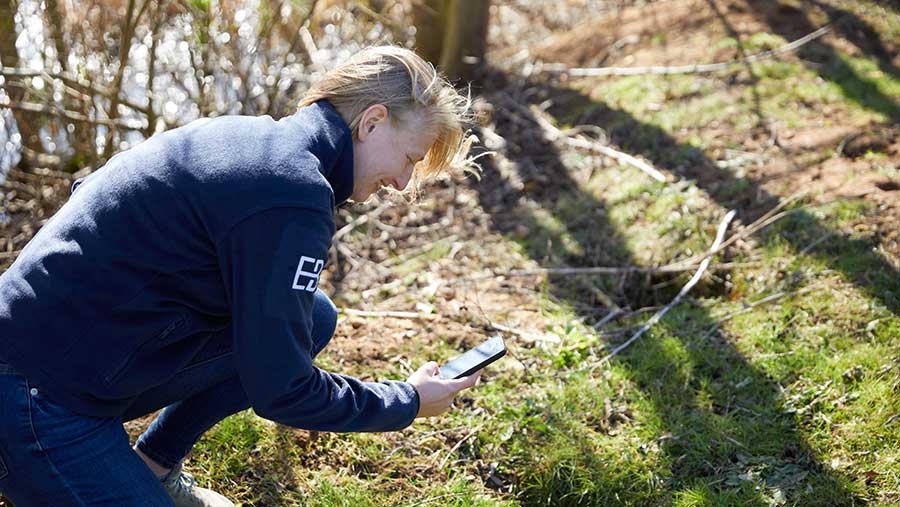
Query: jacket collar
290 100 355 206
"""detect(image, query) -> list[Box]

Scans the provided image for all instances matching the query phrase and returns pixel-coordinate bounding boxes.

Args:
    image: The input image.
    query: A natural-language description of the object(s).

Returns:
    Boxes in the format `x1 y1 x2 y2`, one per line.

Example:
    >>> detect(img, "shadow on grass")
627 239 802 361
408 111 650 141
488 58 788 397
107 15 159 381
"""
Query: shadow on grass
545 81 900 316
745 0 900 122
472 67 869 505
706 0 767 127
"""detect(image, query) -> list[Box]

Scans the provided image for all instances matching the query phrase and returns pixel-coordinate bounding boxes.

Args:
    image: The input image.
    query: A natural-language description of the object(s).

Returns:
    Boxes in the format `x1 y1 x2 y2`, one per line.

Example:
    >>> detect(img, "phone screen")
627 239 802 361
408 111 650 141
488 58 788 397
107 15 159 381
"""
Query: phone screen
438 336 506 379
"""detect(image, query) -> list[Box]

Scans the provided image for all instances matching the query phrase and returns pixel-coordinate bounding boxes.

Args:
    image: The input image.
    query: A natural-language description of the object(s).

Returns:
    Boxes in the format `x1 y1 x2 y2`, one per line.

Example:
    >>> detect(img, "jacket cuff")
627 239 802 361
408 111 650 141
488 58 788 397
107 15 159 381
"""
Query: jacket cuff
383 380 420 430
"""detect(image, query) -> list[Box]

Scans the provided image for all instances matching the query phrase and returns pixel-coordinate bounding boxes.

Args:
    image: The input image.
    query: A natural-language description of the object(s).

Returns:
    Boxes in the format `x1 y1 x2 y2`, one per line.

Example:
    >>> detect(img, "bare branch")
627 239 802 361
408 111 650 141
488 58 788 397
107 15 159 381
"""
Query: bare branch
701 284 820 340
4 102 144 130
665 192 805 269
454 261 757 285
102 0 140 159
506 261 757 277
333 202 388 242
0 67 151 116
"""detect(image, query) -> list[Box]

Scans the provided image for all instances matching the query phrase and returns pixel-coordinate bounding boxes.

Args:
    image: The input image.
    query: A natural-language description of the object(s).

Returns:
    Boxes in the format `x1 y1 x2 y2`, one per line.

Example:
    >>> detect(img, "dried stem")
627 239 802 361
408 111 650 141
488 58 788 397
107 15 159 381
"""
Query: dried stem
339 309 439 320
550 23 833 77
506 101 668 183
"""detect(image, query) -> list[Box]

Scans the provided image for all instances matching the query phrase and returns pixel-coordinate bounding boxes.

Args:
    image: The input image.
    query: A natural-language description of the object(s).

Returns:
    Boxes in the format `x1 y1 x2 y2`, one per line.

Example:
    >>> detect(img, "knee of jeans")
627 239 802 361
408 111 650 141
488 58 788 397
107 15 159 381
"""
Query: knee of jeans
311 290 338 357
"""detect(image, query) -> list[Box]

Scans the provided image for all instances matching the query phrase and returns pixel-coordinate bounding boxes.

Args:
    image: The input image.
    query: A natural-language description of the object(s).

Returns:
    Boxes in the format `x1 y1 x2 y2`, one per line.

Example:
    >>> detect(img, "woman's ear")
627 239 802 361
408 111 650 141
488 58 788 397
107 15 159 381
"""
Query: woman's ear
357 104 389 141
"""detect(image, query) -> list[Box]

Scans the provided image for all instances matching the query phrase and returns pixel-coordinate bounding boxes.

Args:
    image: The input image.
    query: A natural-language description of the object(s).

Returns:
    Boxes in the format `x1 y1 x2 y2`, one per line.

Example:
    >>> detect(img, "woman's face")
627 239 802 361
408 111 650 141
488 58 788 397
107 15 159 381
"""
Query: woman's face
351 105 436 202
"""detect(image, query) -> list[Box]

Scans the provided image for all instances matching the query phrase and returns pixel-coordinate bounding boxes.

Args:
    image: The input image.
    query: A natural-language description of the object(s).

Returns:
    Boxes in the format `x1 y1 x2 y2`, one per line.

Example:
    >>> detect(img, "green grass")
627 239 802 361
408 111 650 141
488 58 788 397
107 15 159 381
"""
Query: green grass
187 189 900 504
170 6 900 506
586 30 900 133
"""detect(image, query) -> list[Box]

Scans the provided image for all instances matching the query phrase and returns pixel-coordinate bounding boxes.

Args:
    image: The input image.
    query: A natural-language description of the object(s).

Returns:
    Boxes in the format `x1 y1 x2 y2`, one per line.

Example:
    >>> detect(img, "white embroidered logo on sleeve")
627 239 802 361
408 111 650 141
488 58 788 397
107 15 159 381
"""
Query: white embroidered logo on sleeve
292 256 324 292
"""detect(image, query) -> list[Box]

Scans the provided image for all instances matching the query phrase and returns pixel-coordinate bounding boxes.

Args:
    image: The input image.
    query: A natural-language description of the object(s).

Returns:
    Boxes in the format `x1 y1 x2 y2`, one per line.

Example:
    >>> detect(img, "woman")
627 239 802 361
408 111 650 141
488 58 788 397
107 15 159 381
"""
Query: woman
0 46 480 506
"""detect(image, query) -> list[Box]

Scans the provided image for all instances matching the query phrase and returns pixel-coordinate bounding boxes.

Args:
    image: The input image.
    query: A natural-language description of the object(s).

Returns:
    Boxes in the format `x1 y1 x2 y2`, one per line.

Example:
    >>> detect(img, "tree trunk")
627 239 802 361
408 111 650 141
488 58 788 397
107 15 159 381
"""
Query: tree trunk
438 0 489 82
412 0 489 82
412 0 446 65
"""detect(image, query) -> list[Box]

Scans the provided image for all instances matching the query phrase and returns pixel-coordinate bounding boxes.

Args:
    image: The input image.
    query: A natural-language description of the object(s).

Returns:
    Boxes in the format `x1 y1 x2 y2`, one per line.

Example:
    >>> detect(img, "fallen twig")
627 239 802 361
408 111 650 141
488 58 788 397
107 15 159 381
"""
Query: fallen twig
882 414 900 427
701 286 816 339
595 210 737 365
333 202 388 242
666 192 805 270
560 134 669 182
505 101 668 183
335 242 362 271
360 278 403 299
454 195 799 288
703 276 828 338
371 217 447 236
437 423 485 469
549 23 832 77
1 179 40 197
798 231 836 256
503 261 757 277
528 103 667 181
487 320 555 343
592 309 624 330
381 234 460 268
10 167 74 181
339 308 439 320
451 261 758 286
333 215 369 242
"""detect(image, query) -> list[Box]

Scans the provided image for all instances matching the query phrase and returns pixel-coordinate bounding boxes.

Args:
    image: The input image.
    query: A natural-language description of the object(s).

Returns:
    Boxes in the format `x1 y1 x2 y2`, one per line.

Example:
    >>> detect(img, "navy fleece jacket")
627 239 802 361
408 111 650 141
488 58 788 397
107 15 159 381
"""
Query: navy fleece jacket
0 101 420 431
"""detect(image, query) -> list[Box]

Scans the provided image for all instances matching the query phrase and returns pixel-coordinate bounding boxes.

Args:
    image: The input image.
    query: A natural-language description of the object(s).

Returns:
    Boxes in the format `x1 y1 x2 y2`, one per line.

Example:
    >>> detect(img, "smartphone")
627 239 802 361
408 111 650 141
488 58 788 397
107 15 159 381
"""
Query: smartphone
438 336 506 380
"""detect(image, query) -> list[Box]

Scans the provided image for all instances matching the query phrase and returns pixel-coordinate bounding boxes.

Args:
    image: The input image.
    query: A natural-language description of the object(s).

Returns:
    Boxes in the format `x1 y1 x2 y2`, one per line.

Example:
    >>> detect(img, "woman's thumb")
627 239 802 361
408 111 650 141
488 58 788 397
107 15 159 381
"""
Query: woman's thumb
420 361 440 376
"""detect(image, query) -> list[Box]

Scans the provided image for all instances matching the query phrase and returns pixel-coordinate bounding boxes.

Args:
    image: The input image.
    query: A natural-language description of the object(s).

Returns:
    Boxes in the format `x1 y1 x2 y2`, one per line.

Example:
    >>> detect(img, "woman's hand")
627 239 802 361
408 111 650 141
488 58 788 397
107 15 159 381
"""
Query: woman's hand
406 361 481 418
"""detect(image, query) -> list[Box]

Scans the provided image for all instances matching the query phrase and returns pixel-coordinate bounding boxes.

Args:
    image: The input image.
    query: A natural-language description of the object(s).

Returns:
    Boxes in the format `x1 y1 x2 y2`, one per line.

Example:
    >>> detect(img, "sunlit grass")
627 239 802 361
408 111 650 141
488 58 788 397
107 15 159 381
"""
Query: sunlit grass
171 7 900 507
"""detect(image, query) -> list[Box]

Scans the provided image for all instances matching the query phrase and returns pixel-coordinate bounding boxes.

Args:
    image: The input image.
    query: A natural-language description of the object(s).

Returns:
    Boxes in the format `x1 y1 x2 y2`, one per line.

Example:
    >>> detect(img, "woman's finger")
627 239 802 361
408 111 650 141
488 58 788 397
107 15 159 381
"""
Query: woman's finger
449 370 481 390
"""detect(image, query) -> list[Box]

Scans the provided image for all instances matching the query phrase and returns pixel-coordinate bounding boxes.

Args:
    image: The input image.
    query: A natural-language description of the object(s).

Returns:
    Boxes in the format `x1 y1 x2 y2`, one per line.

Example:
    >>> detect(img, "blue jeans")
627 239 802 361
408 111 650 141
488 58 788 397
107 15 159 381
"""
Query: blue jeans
0 290 337 506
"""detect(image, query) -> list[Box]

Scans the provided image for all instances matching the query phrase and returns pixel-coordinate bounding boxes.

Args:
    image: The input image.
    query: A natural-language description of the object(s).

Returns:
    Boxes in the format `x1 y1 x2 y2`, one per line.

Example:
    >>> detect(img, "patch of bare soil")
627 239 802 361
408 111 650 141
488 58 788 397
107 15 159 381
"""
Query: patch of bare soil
532 0 774 68
785 125 900 255
323 183 549 353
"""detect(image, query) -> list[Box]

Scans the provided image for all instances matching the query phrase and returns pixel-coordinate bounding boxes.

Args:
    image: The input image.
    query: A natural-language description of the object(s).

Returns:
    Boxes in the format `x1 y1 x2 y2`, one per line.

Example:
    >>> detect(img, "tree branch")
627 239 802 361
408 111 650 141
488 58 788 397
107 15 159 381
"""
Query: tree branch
4 102 144 130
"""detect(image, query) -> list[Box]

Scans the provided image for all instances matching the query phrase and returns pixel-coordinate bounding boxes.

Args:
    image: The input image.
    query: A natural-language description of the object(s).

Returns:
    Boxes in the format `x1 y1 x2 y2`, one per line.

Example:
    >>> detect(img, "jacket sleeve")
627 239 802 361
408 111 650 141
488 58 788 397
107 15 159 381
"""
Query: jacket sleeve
216 206 419 432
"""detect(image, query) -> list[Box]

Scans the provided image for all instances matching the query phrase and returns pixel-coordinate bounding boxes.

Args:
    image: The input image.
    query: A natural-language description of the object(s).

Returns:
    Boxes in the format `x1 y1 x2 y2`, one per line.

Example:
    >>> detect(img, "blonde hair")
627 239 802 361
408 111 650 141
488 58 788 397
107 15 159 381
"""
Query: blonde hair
298 46 477 186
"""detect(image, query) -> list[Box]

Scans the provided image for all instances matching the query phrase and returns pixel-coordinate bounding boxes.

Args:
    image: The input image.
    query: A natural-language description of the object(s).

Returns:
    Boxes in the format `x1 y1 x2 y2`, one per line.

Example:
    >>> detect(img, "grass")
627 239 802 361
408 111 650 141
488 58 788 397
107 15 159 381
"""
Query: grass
184 178 899 505
170 4 900 506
